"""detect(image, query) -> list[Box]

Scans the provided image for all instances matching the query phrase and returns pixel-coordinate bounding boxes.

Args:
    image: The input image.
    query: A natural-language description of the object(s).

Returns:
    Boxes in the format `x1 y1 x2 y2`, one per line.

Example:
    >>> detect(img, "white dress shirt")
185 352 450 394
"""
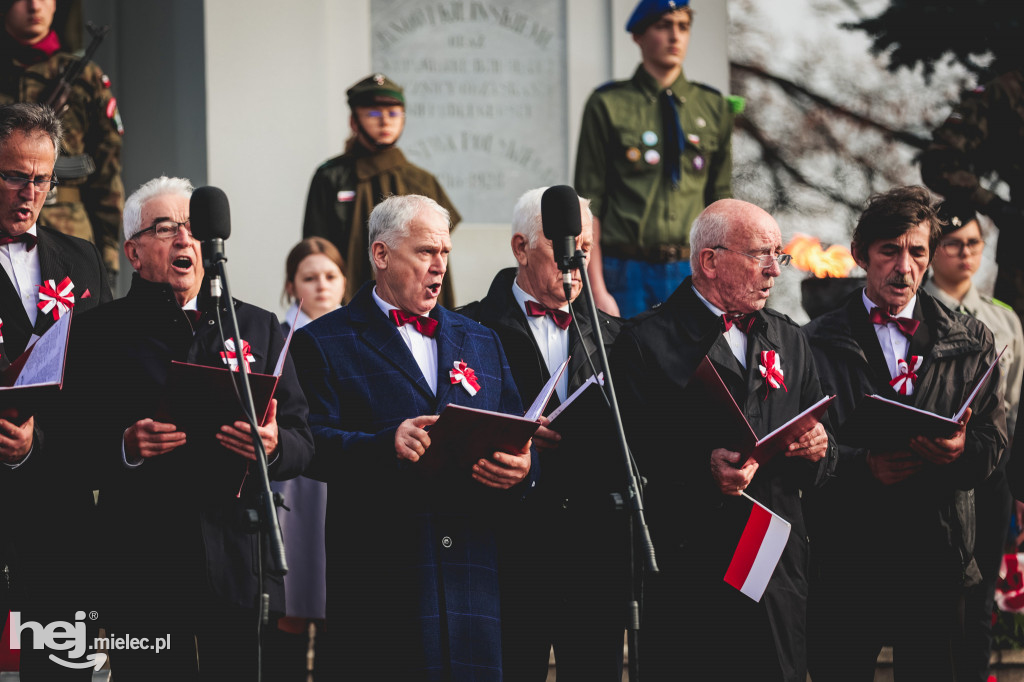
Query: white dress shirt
693 285 748 368
512 279 570 402
373 287 438 394
863 290 916 382
0 224 41 327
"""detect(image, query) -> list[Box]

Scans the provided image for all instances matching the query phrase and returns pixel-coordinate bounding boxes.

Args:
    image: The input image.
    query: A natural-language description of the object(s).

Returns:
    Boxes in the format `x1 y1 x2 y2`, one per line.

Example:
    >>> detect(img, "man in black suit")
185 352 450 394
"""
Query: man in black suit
611 198 835 681
0 102 110 679
63 176 313 680
460 187 625 680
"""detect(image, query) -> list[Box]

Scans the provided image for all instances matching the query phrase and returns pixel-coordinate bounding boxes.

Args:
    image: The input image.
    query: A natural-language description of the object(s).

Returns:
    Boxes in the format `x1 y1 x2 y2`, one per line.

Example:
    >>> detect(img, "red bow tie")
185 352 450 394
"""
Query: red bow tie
722 312 757 334
525 300 572 330
869 307 920 338
0 232 37 250
390 308 438 338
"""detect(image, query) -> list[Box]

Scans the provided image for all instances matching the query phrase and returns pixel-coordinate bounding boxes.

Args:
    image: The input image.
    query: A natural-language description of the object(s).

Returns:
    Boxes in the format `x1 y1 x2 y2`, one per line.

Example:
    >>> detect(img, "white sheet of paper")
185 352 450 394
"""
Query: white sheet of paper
524 356 571 421
13 312 72 387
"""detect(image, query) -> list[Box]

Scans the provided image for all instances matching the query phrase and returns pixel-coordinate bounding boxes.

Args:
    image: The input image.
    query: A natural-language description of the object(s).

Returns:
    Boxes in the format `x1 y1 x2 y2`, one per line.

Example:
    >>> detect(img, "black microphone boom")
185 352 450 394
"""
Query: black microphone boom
190 186 231 270
541 186 582 297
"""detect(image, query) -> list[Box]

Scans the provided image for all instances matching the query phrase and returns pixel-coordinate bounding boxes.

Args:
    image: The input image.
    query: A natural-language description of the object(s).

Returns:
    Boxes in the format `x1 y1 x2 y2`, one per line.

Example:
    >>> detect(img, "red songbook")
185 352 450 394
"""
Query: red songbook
693 355 834 465
419 357 570 474
0 310 73 421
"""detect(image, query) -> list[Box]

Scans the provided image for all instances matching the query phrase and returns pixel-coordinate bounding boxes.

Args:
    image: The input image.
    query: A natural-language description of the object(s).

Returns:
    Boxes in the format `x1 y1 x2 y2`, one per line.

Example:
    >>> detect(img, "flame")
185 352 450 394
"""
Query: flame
784 234 856 278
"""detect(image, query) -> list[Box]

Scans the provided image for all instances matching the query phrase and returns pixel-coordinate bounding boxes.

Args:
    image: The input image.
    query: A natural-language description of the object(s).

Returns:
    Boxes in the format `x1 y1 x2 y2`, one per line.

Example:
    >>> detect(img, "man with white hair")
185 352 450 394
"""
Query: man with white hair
460 187 626 680
0 101 109 680
612 198 835 681
291 193 534 680
63 176 313 679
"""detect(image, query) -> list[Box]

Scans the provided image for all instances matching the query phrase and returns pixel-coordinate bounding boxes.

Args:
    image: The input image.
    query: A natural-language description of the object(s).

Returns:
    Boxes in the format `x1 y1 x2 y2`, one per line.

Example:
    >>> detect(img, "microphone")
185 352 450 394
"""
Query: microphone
541 185 582 293
189 186 231 299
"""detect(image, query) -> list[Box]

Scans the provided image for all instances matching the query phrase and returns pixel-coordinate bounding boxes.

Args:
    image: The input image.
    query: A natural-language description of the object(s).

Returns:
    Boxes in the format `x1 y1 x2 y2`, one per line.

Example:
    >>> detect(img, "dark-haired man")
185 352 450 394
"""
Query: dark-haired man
803 185 1007 681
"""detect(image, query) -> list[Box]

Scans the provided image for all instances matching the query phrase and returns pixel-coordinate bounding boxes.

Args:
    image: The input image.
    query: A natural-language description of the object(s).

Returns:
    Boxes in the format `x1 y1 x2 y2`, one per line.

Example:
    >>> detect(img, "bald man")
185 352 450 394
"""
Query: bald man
612 198 836 681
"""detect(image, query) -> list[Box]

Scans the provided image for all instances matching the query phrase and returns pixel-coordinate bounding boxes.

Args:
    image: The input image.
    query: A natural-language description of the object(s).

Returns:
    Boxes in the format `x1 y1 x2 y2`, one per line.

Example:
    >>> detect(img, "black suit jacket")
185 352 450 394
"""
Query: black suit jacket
460 267 625 512
0 225 111 633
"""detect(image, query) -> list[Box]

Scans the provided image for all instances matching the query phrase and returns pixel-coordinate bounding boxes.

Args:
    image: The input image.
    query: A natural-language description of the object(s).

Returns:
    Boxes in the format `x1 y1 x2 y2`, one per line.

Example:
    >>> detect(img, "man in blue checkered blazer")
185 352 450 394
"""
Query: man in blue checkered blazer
291 194 535 681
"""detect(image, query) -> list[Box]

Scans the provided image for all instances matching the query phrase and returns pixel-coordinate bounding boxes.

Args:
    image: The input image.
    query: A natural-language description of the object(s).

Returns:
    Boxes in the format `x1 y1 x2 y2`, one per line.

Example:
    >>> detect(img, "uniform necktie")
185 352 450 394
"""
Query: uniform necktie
722 312 757 334
0 232 37 250
660 88 685 187
525 300 572 330
390 308 438 338
868 307 920 338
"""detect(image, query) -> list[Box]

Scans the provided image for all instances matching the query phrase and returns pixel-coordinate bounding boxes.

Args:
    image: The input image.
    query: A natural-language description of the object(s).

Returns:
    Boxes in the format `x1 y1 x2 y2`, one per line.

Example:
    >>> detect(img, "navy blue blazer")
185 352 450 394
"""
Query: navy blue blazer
291 281 533 681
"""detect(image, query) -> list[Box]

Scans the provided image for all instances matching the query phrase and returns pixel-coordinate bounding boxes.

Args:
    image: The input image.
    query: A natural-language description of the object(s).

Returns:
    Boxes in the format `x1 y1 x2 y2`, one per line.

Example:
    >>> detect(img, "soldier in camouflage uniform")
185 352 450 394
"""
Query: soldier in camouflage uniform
921 68 1024 320
574 0 735 318
1 0 123 289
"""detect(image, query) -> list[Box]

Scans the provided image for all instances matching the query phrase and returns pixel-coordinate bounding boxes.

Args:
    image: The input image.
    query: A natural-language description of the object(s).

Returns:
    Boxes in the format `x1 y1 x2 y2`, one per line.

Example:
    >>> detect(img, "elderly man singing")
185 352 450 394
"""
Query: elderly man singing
612 198 835 681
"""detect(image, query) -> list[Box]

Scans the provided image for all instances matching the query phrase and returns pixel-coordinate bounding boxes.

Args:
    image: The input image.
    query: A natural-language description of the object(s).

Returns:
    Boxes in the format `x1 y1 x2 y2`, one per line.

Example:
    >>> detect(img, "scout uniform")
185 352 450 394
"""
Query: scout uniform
302 74 461 307
573 0 735 317
0 29 124 282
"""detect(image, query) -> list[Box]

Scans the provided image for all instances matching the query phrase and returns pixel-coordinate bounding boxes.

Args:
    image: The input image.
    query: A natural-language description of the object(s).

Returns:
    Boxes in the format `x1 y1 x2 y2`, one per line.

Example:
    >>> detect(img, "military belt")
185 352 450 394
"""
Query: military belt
603 243 690 263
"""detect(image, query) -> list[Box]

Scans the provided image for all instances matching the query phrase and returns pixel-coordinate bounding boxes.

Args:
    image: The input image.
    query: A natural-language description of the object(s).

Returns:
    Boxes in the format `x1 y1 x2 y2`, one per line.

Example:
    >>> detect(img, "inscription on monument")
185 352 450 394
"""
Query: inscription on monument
371 1 567 222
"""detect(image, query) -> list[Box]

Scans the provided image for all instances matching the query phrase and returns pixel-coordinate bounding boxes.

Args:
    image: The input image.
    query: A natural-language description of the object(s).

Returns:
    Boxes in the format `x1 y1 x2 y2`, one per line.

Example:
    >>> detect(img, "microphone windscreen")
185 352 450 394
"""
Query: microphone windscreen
190 186 231 241
541 185 582 242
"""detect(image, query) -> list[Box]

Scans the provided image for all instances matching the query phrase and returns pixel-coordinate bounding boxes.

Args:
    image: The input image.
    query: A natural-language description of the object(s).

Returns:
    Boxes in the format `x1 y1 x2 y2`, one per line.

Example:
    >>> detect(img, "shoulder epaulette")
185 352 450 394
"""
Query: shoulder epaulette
595 79 629 94
991 297 1015 312
693 81 723 96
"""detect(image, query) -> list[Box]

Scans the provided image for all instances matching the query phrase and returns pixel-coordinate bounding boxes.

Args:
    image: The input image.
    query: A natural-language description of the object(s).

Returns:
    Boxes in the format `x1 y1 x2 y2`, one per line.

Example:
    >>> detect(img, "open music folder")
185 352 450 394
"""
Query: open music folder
0 310 73 420
419 357 570 474
693 355 834 465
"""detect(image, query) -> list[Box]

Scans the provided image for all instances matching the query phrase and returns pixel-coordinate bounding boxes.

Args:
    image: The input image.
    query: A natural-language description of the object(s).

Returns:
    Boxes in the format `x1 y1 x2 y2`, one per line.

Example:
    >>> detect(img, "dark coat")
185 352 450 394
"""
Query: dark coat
801 290 1006 576
459 268 627 677
62 274 313 623
290 281 535 681
0 226 110 677
610 277 837 682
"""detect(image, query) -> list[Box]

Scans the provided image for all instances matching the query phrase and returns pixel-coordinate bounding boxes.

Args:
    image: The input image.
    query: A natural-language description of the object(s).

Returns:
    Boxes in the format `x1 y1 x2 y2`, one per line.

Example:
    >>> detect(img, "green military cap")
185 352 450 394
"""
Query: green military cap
626 0 690 34
347 73 405 108
936 199 979 235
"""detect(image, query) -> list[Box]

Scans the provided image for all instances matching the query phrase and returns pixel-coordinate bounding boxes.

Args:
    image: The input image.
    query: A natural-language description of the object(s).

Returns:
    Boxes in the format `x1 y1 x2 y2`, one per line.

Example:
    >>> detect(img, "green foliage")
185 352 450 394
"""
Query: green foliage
844 0 1023 79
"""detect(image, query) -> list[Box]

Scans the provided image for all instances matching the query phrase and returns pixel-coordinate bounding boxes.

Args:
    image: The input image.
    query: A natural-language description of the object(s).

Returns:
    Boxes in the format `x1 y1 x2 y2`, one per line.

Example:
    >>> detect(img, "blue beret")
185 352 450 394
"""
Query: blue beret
626 0 690 34
936 199 978 235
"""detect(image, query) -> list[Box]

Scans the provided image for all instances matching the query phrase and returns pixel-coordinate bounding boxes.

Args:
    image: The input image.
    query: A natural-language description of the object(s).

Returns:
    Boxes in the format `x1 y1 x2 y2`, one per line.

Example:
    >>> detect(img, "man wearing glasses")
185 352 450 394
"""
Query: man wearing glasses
302 73 462 307
0 102 110 679
611 198 834 680
924 200 1023 682
802 186 1006 680
61 175 313 678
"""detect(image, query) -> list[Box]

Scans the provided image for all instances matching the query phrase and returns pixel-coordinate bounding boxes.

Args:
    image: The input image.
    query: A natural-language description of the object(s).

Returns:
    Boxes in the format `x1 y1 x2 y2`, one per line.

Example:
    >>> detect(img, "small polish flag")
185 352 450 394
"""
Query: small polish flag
724 497 791 602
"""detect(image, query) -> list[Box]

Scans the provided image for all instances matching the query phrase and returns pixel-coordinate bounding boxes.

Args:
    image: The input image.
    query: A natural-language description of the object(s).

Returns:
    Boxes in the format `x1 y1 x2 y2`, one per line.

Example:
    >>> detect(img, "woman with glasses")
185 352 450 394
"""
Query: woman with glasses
924 199 1024 682
301 73 462 308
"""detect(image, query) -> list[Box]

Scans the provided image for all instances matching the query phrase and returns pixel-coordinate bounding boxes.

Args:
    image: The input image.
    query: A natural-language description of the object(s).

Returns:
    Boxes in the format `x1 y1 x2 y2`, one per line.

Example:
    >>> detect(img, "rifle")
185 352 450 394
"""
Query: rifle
42 21 110 114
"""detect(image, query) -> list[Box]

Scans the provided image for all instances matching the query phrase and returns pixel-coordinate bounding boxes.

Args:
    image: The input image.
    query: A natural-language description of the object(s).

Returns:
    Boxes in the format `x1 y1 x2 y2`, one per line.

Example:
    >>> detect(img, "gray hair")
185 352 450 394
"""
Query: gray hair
688 209 731 274
511 187 592 248
367 194 450 273
0 102 63 159
124 176 194 241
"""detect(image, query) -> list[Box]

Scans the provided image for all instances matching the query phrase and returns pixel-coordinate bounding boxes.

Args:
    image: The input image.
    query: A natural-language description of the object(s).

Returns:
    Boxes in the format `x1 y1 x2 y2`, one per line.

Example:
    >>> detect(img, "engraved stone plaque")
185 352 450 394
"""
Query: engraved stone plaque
371 1 568 222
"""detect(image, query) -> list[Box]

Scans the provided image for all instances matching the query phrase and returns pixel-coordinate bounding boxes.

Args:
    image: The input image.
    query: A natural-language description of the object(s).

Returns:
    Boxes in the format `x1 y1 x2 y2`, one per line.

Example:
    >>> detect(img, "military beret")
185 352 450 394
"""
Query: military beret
936 199 978 235
347 74 405 108
626 0 690 34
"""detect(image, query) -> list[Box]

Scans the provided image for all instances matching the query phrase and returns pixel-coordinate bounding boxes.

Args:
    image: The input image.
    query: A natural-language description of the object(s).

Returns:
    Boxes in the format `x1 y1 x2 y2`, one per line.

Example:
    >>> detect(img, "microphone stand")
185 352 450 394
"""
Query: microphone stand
206 246 287 682
562 248 657 682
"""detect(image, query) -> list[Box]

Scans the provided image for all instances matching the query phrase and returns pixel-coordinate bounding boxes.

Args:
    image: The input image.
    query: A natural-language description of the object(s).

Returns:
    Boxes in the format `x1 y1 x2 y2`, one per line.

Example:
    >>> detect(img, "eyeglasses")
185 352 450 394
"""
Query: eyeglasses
134 220 192 240
712 245 792 268
938 237 984 256
0 171 59 192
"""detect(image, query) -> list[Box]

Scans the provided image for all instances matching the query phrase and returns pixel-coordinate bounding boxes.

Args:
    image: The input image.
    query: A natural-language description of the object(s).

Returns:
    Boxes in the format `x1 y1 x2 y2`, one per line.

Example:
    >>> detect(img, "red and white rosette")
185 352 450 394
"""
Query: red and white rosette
450 360 480 396
890 355 922 395
758 350 787 395
0 316 4 344
220 338 255 372
37 276 75 320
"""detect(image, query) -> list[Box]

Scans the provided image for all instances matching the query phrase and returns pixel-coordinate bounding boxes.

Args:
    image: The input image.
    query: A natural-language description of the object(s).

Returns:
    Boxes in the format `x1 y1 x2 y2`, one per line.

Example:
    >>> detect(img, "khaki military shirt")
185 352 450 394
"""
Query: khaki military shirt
1 47 125 275
573 65 733 250
926 279 1024 438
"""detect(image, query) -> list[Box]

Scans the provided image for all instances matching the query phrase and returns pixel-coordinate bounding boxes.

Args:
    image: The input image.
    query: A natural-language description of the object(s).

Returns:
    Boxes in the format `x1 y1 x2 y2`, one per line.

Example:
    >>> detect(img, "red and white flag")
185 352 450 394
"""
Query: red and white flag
724 498 791 602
